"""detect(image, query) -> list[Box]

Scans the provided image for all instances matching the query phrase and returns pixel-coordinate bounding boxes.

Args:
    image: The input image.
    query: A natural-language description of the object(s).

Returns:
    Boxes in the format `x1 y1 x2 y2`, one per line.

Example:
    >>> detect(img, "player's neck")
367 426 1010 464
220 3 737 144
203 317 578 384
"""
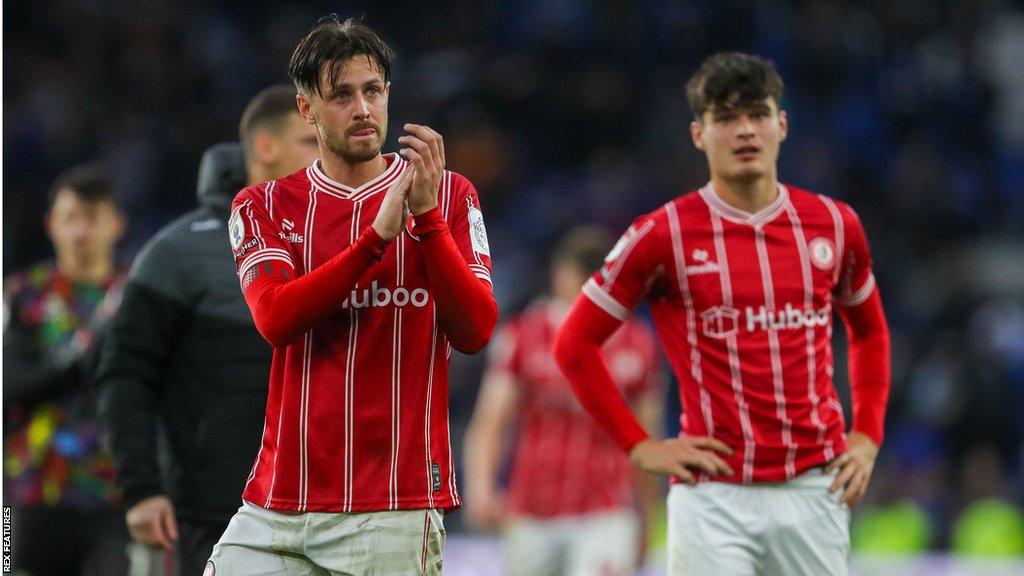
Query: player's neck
319 152 388 189
709 173 779 214
248 165 278 187
56 255 115 285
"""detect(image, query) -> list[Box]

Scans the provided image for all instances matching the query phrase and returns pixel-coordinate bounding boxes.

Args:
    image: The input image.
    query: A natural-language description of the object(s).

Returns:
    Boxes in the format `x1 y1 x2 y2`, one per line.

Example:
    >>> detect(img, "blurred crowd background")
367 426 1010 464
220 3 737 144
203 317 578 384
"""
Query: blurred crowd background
4 0 1023 566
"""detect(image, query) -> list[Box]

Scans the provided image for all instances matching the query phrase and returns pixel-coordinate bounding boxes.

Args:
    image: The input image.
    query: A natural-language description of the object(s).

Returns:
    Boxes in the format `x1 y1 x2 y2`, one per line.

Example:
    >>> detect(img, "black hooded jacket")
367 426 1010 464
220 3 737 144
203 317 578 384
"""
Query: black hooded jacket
96 143 270 523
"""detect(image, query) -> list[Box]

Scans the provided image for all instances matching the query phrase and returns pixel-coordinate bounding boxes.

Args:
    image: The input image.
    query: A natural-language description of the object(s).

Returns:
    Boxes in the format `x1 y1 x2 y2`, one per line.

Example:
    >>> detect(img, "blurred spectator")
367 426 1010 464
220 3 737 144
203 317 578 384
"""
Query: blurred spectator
95 86 318 576
3 164 129 575
463 226 664 575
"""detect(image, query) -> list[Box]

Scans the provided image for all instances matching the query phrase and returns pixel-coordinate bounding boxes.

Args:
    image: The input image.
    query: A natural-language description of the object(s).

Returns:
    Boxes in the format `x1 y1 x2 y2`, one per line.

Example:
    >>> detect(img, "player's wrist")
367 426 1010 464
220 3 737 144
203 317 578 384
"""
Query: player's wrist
628 437 654 462
409 199 439 216
410 206 446 238
361 225 393 259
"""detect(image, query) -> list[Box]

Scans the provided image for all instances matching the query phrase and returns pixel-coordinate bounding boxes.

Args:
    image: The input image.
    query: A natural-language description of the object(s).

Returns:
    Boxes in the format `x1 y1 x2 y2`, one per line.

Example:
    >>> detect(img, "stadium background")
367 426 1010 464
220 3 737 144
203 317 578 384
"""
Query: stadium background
4 0 1023 573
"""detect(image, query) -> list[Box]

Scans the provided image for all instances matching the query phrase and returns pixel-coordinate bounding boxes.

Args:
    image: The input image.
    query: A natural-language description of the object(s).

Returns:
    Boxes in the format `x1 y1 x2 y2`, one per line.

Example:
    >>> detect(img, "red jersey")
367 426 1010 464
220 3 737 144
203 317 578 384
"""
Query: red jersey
583 183 875 484
230 155 493 512
487 298 659 518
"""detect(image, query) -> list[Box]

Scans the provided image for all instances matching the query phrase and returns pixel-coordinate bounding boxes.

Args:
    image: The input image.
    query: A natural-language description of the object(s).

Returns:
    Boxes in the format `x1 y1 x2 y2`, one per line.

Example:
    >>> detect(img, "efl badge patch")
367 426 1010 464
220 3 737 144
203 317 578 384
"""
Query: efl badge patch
468 204 490 256
809 237 835 271
228 207 245 250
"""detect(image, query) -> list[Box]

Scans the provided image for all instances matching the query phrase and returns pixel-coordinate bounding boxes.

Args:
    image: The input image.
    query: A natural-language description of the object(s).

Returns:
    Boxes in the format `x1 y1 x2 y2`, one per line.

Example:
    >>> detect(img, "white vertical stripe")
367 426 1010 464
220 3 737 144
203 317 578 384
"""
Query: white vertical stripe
266 180 277 220
665 202 713 436
241 199 267 251
446 377 459 504
818 196 845 460
424 308 437 508
389 232 405 509
244 419 268 488
264 399 285 508
818 196 845 286
754 225 797 479
785 203 832 463
344 201 363 511
605 220 655 288
441 171 452 220
298 186 318 510
710 209 756 483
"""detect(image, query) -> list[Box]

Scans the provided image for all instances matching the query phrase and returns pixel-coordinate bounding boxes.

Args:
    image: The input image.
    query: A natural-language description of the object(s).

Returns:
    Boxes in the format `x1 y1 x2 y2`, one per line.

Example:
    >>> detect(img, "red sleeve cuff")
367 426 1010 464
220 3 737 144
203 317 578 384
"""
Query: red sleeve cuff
357 226 390 262
411 206 446 238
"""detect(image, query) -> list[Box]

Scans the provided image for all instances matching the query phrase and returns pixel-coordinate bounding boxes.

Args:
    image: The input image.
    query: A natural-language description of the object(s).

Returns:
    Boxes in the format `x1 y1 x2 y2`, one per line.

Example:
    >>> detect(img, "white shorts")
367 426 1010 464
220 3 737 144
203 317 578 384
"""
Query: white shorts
206 501 445 575
668 467 850 576
503 509 639 576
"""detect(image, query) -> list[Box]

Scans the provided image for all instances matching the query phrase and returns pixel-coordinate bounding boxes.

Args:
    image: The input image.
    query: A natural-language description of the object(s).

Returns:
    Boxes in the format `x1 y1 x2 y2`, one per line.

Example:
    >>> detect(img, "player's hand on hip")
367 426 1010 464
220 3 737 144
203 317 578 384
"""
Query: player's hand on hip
372 167 414 241
125 494 178 551
629 436 734 484
825 430 879 507
398 123 444 215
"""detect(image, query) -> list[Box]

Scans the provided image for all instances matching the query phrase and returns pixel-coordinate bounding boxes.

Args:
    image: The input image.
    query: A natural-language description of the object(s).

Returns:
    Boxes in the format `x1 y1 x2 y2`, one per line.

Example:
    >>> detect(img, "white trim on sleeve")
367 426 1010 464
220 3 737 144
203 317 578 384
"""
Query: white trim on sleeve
238 249 295 279
836 272 875 307
581 278 630 321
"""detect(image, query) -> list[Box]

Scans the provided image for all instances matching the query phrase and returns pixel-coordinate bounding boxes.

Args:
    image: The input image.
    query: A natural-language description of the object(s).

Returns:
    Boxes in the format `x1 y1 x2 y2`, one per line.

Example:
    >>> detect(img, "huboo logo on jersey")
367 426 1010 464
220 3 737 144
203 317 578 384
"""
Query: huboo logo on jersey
701 303 830 338
685 248 720 276
341 281 430 309
809 237 835 271
228 208 245 250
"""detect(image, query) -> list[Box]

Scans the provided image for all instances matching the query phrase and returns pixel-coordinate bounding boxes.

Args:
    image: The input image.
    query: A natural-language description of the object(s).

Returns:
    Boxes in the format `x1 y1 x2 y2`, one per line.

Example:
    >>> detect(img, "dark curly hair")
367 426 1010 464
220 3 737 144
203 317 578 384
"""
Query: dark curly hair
686 52 784 120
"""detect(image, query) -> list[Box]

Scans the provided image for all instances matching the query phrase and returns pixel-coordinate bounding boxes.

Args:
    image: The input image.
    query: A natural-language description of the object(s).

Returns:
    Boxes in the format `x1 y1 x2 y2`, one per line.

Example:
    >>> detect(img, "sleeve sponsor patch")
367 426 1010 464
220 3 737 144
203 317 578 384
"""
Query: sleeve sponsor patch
228 207 245 250
468 204 490 256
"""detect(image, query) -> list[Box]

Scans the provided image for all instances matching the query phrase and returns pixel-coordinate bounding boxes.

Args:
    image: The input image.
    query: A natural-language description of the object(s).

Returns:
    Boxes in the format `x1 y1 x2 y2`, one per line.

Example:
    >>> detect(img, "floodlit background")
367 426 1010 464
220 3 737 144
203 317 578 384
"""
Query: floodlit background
4 0 1023 574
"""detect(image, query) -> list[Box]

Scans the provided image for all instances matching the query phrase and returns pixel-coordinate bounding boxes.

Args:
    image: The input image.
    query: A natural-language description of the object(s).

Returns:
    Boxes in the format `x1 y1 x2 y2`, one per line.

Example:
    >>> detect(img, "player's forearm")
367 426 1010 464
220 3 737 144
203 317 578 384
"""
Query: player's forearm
413 207 497 353
839 287 891 446
553 297 650 452
463 418 503 501
245 227 389 347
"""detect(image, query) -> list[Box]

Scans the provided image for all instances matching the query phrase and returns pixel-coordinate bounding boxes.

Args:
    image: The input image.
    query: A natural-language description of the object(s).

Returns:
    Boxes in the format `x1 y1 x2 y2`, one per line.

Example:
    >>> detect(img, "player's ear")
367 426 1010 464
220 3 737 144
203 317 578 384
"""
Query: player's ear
690 120 705 151
296 93 316 125
778 109 788 143
110 208 127 241
252 132 278 165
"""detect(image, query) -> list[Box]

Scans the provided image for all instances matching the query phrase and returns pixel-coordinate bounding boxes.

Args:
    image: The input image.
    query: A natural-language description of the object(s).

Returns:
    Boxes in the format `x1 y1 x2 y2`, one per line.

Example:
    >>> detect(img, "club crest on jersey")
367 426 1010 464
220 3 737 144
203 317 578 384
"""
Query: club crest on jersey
701 306 740 339
228 208 245 250
809 237 835 271
468 204 490 256
686 248 721 276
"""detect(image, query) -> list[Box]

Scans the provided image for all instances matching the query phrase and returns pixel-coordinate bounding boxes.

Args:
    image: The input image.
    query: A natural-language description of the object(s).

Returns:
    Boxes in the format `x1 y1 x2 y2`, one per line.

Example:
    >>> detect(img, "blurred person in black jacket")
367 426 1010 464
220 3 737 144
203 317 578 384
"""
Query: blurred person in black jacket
95 85 318 576
3 165 129 575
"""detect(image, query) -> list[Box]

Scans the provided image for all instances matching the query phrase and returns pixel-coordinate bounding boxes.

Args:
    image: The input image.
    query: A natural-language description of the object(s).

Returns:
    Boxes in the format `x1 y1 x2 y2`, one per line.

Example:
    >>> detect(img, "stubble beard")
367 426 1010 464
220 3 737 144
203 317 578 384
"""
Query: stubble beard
320 121 386 164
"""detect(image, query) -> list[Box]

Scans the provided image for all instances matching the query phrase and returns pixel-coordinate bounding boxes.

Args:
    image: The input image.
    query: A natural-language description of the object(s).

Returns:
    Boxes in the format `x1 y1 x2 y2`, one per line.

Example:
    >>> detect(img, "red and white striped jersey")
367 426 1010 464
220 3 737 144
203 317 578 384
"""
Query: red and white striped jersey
487 298 659 518
583 183 875 484
230 154 492 512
